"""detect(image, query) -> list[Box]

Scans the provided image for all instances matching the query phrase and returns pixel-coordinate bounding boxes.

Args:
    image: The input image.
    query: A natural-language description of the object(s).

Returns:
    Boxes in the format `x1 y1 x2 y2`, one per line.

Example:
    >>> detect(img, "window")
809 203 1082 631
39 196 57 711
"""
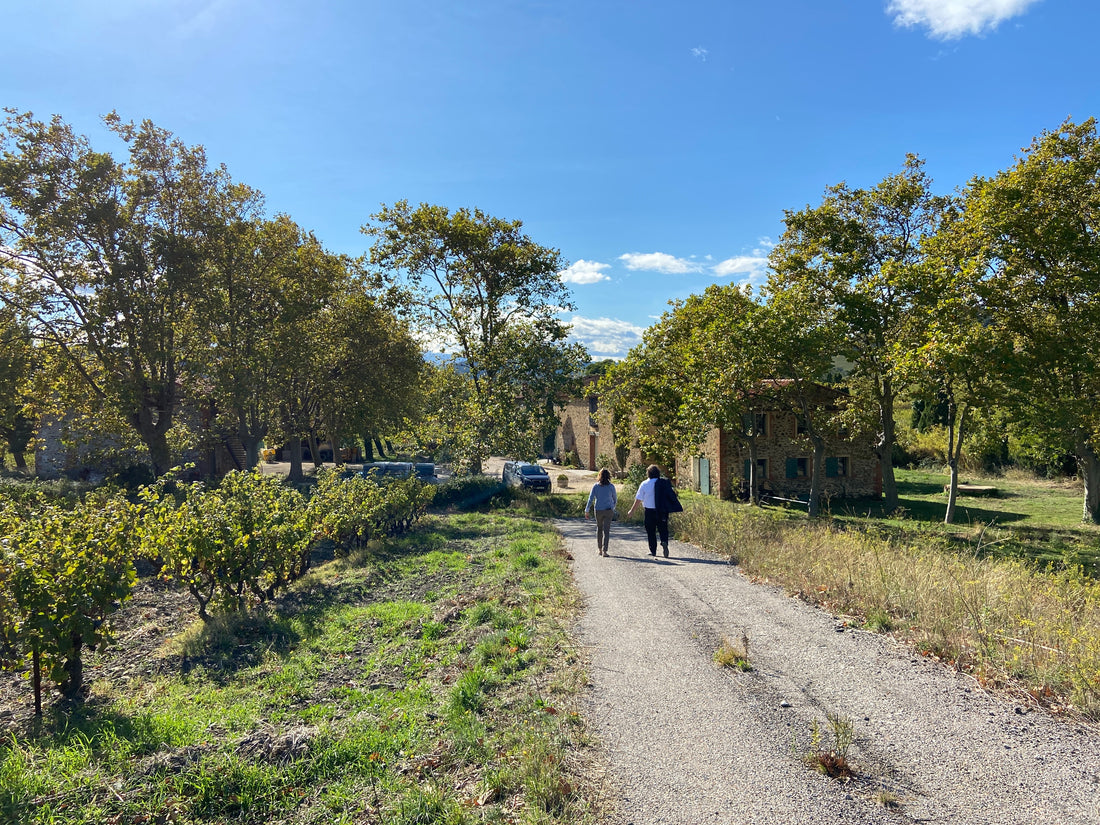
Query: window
742 458 769 479
756 413 769 437
825 456 849 478
588 396 598 414
785 457 810 479
744 412 769 437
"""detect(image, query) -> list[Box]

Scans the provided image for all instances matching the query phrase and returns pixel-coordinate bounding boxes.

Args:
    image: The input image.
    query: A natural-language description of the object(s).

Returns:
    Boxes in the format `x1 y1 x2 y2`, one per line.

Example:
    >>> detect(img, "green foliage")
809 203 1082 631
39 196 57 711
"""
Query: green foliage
307 469 435 552
138 471 312 621
0 491 138 704
366 201 586 471
431 475 506 510
0 110 262 474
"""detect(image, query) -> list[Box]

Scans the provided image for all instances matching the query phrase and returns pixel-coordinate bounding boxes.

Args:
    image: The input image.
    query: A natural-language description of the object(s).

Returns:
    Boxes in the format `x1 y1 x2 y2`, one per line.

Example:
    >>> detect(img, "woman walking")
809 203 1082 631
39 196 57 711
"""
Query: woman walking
584 468 618 557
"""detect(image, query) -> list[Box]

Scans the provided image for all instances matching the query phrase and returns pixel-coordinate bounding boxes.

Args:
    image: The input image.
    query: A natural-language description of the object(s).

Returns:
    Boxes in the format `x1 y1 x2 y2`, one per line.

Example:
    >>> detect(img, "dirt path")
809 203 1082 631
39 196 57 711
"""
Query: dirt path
559 517 1100 825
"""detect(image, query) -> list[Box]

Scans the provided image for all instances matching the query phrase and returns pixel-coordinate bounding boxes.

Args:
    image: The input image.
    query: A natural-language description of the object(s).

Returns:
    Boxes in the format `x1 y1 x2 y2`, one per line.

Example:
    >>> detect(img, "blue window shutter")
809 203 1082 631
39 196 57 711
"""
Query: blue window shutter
825 457 838 478
743 459 751 478
786 457 798 479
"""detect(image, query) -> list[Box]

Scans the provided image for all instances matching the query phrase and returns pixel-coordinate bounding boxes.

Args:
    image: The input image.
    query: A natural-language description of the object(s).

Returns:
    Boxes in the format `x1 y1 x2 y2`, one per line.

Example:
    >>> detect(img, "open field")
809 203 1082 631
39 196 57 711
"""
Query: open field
811 468 1100 575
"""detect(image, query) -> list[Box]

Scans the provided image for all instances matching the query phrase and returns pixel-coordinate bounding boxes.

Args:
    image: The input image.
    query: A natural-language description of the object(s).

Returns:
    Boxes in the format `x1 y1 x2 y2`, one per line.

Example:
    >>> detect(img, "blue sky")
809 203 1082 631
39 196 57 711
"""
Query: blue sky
4 0 1096 359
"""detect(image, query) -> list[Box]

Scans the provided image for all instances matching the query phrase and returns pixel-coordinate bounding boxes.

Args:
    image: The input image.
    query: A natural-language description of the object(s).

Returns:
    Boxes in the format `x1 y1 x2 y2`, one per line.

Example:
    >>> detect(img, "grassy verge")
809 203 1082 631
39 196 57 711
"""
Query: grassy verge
676 493 1100 720
809 468 1100 574
0 508 605 824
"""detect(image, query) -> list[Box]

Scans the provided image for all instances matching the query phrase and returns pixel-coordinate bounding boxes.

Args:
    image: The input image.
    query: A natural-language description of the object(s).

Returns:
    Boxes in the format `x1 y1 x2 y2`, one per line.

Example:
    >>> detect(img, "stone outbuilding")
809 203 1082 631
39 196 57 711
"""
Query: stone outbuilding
555 379 881 502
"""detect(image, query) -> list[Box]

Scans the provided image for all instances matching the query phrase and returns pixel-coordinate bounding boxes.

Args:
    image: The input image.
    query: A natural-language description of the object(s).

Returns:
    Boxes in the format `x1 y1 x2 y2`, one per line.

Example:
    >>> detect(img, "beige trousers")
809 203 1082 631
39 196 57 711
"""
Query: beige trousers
594 508 614 554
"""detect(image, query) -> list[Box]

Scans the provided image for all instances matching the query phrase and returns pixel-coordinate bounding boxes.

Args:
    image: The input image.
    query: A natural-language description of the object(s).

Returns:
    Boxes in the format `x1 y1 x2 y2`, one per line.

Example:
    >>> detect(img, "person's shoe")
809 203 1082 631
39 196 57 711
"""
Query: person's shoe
649 549 656 556
662 544 669 558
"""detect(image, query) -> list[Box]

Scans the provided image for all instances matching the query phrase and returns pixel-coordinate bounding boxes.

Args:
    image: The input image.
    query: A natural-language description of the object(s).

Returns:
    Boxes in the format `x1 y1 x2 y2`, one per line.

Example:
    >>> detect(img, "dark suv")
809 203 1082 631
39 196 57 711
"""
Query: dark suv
502 461 551 492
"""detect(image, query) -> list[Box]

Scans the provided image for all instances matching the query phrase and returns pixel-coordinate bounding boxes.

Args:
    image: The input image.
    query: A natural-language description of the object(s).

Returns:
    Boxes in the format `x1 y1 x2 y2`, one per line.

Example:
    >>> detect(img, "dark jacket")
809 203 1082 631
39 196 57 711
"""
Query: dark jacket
656 477 684 513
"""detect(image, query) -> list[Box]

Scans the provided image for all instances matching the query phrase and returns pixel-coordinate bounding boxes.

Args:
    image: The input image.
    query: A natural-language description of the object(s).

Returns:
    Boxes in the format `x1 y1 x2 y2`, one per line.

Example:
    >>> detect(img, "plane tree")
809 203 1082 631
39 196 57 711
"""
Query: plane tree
0 308 37 470
0 110 259 475
364 201 583 473
768 155 949 512
959 118 1100 523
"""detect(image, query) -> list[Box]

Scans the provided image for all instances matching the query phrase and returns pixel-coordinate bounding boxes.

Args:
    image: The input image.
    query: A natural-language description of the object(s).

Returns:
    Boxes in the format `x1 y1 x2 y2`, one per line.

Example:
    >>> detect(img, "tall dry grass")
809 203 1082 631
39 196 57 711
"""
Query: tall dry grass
676 495 1100 719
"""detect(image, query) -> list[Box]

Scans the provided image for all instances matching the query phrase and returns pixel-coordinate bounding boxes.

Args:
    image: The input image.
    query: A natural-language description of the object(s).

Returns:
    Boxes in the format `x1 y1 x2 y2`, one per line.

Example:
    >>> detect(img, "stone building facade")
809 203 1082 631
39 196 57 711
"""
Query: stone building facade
557 379 880 501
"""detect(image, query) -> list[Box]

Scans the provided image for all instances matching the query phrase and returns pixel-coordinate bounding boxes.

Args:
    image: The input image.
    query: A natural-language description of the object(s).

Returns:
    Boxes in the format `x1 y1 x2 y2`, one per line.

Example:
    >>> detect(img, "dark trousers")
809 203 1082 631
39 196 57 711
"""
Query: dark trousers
644 507 669 552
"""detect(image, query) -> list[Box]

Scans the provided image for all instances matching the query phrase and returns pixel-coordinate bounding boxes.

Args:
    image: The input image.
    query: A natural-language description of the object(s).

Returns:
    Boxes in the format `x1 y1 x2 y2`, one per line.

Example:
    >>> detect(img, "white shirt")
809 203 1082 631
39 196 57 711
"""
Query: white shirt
635 477 659 508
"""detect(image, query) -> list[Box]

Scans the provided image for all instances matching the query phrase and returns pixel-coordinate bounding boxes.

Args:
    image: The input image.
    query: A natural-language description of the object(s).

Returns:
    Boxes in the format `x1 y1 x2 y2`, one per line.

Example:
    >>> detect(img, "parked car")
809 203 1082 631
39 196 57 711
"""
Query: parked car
361 461 415 480
502 460 551 492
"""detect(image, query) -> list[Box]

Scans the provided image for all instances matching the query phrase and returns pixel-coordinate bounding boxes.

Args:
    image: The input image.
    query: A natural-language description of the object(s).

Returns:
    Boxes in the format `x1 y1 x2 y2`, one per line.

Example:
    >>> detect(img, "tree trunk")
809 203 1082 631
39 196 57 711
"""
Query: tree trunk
131 404 174 476
944 402 968 526
237 410 266 470
241 435 262 471
1079 438 1100 524
746 433 759 505
11 450 27 471
140 421 172 477
288 439 304 482
808 434 826 519
878 378 899 513
330 426 344 467
363 435 375 462
308 433 322 469
373 436 386 459
61 632 83 701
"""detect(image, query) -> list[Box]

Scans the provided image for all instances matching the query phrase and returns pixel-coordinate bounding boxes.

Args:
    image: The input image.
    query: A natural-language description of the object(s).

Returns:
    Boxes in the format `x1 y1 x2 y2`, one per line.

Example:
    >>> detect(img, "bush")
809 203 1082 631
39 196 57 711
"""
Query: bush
307 469 435 552
139 471 312 622
431 475 506 510
0 491 139 709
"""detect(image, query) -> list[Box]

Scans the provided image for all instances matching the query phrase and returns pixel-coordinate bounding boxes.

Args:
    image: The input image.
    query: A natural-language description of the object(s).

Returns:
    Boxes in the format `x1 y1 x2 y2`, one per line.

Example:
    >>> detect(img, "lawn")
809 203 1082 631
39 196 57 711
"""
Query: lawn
828 468 1100 575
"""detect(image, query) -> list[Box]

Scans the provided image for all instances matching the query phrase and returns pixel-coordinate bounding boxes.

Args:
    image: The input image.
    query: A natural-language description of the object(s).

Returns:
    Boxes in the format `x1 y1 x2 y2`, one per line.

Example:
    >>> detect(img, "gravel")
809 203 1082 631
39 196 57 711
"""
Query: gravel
559 517 1100 824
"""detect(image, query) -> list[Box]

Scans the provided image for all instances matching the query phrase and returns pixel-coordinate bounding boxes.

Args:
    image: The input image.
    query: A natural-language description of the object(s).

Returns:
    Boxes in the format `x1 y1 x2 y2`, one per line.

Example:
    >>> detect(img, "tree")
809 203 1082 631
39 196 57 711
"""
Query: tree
897 205 1007 524
672 286 781 503
315 287 425 466
598 312 693 473
757 285 847 517
0 110 260 475
198 216 354 471
959 118 1100 523
364 201 583 472
0 308 38 471
768 155 949 512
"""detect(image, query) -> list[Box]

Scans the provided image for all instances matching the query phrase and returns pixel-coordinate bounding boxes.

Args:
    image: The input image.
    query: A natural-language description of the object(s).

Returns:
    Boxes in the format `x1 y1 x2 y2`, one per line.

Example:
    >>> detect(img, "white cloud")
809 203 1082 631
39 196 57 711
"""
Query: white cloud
558 259 611 285
691 46 708 61
886 0 1042 39
619 252 703 275
712 255 770 284
567 316 647 358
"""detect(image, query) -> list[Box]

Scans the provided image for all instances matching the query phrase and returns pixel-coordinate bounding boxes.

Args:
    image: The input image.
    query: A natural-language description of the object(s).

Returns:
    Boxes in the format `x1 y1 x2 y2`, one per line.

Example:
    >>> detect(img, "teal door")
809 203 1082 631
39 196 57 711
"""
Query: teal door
700 457 710 495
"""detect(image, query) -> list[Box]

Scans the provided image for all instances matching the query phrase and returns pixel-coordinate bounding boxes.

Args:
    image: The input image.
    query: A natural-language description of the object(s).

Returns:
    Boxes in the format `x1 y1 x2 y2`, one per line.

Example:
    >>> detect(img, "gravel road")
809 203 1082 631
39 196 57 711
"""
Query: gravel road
558 517 1100 825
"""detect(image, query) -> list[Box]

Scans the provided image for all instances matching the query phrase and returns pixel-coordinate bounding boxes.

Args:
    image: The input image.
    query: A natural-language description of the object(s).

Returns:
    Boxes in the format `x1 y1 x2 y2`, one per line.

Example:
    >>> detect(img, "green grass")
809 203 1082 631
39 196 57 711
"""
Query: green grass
0 508 601 825
827 468 1100 575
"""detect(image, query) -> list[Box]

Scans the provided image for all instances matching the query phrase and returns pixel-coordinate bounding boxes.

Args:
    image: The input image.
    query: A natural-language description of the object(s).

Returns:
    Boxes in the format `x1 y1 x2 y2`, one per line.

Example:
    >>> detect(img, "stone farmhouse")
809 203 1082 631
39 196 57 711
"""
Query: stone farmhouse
555 379 881 502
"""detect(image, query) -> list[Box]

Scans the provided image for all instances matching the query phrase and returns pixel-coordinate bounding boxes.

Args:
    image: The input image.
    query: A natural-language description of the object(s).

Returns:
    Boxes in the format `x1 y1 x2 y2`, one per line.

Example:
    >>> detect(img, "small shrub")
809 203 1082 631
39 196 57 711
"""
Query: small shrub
804 713 855 778
713 634 752 671
556 473 569 489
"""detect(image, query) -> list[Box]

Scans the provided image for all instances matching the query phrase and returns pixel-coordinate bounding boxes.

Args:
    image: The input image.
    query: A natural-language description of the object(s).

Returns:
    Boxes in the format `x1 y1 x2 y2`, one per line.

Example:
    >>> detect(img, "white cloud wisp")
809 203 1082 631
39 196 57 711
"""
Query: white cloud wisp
886 0 1042 39
558 259 611 285
711 254 770 286
618 252 703 275
567 315 646 359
